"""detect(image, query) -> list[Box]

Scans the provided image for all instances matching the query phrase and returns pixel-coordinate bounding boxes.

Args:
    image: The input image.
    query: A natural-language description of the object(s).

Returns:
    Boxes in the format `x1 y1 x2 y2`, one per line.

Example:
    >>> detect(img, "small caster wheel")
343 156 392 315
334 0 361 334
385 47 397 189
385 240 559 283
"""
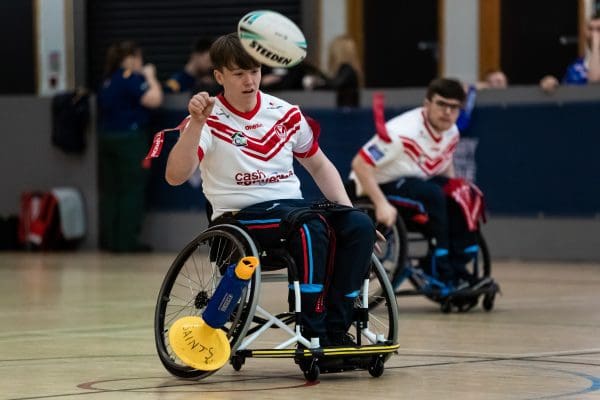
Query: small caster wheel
483 293 495 311
368 357 385 378
231 355 245 371
441 300 452 313
303 362 320 382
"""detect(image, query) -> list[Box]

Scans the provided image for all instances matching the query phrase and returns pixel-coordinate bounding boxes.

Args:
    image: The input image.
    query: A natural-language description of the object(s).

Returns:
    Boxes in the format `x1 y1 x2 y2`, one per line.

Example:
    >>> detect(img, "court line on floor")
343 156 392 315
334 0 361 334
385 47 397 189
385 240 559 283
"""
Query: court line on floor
5 349 600 399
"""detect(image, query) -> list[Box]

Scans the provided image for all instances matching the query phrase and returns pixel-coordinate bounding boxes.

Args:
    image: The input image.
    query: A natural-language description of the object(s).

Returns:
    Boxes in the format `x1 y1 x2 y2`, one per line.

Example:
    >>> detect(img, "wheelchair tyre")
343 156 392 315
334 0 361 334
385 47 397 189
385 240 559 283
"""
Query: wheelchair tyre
154 225 260 379
353 202 408 307
363 255 399 354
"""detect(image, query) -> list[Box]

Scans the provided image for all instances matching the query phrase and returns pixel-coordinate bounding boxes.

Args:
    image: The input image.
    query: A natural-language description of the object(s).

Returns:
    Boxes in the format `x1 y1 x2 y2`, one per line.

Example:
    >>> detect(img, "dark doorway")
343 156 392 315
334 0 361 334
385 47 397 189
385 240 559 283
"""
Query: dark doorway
363 1 438 87
500 0 579 84
86 0 301 90
0 2 35 94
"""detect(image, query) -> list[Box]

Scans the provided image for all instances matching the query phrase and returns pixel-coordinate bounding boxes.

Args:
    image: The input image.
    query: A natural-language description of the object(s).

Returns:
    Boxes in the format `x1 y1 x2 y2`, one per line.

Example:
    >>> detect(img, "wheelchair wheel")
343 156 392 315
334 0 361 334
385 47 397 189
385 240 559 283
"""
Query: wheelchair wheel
362 254 399 354
475 231 492 278
354 202 408 306
154 224 260 379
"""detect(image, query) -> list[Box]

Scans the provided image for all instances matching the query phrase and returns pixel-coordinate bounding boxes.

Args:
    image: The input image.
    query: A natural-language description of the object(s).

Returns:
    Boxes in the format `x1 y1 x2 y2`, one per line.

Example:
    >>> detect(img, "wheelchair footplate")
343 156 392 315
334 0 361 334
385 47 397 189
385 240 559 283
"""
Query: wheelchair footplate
441 278 501 313
235 342 399 381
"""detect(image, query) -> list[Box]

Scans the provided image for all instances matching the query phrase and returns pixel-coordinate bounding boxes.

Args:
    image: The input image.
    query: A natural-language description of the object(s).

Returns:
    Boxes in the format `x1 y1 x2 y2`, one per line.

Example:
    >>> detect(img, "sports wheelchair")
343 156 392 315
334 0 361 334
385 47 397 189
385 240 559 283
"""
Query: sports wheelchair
154 221 399 382
354 199 499 314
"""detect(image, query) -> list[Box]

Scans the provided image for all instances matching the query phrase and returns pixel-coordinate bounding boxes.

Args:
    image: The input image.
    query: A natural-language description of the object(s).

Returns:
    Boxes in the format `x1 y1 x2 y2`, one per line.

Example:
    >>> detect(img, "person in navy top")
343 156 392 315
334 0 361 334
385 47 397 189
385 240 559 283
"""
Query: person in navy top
540 11 600 92
97 40 163 252
164 38 219 95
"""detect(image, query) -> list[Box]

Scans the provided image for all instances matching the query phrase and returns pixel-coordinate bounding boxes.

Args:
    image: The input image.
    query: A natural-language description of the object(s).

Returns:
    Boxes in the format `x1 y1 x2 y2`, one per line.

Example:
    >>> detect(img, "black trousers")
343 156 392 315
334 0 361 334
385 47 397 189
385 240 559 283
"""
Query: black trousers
225 199 375 339
380 177 477 282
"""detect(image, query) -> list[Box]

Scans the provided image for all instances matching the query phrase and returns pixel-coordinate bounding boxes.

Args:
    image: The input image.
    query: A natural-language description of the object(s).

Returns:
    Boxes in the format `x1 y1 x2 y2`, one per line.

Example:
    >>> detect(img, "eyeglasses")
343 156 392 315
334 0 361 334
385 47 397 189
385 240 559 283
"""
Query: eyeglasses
433 99 462 112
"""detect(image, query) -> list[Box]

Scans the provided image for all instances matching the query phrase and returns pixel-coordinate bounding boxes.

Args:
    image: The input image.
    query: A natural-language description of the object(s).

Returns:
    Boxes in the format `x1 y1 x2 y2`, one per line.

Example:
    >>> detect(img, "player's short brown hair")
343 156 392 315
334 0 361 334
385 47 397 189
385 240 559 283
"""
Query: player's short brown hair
426 78 466 103
210 33 261 71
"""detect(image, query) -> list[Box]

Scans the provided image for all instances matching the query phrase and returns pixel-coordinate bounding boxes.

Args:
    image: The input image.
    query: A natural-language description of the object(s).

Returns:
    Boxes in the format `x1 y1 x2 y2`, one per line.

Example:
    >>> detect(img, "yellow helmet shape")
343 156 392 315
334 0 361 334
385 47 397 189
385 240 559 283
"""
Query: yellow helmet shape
168 316 230 371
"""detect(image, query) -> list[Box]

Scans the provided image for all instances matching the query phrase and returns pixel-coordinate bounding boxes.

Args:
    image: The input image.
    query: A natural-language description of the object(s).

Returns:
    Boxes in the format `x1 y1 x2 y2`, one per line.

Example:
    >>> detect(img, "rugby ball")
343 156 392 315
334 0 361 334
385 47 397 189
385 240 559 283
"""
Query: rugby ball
238 10 307 68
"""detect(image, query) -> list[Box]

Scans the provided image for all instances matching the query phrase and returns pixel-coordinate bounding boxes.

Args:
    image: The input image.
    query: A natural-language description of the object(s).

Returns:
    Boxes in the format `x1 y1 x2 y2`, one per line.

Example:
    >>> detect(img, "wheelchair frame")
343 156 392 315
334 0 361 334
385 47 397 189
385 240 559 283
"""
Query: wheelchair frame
355 201 500 313
154 223 399 381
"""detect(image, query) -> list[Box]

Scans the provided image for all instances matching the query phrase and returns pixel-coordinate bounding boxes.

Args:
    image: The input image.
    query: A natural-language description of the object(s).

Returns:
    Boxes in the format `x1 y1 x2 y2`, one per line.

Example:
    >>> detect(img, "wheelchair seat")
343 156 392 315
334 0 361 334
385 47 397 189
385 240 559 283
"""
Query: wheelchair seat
154 222 399 381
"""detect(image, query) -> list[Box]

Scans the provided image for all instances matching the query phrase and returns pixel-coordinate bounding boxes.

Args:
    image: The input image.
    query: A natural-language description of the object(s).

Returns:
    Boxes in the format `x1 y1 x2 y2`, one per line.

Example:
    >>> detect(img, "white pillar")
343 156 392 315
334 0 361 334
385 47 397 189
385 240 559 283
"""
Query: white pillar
319 0 347 72
442 0 479 84
36 0 74 96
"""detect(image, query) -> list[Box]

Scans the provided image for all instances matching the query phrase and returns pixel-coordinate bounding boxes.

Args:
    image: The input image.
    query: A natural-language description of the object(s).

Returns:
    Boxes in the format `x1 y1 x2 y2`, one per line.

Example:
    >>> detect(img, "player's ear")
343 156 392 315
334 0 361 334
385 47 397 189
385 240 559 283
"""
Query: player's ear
213 69 224 85
423 98 431 110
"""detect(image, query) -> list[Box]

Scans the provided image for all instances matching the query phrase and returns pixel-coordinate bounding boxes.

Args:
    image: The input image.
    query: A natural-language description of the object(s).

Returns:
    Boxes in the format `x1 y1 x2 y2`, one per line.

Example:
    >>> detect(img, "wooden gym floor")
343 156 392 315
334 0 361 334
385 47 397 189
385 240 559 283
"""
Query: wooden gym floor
0 252 599 399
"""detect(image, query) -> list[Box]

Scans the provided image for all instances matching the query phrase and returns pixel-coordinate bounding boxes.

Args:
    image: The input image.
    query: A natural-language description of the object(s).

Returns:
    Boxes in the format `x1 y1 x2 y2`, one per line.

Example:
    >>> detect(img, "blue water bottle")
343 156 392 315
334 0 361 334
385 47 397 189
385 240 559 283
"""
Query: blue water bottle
202 256 259 329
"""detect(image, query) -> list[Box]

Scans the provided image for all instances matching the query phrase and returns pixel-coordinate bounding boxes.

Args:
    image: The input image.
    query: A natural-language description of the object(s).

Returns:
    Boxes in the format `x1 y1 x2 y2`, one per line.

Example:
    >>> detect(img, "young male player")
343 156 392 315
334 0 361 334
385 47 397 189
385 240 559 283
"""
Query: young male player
165 33 376 345
349 78 485 289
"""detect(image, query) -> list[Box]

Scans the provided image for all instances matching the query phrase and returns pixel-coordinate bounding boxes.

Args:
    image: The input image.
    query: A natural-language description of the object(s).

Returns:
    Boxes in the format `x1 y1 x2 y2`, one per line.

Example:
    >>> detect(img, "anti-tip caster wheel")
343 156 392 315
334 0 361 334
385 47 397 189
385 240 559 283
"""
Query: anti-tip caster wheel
231 355 245 371
303 361 320 382
483 293 496 311
441 300 452 313
368 356 385 378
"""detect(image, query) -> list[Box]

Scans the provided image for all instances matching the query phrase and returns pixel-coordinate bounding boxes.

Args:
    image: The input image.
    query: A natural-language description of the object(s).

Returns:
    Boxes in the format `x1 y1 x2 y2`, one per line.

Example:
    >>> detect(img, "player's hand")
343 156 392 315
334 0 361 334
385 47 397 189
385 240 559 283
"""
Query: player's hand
142 63 157 79
188 92 215 123
375 201 397 228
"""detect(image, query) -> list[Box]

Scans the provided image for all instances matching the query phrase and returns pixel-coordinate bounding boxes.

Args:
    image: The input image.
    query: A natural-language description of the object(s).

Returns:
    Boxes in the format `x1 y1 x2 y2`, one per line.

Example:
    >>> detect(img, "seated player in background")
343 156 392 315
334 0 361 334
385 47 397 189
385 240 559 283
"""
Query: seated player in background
349 78 487 290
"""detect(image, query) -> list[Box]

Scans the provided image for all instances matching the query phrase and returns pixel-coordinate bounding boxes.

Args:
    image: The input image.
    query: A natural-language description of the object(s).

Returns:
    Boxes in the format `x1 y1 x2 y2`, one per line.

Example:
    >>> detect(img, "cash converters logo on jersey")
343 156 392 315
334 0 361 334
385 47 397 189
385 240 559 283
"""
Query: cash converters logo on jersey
235 170 294 186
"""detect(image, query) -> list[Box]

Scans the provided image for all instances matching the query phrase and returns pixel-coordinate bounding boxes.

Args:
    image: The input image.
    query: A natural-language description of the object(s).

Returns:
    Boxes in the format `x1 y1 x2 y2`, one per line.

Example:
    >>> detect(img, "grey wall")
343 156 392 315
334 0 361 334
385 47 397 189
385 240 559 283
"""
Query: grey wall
2 89 600 261
0 96 98 248
140 212 600 262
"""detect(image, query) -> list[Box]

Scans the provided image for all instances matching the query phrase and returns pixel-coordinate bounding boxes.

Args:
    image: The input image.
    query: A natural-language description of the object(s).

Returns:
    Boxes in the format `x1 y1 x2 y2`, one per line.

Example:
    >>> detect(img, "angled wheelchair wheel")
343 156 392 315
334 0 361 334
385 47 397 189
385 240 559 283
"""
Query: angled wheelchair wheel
474 231 492 278
363 255 399 354
354 202 408 307
154 224 260 379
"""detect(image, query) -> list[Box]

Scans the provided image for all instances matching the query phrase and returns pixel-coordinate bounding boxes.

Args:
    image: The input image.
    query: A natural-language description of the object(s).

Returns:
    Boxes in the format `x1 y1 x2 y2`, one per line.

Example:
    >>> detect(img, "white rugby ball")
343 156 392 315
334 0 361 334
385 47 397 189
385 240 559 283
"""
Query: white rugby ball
238 10 307 68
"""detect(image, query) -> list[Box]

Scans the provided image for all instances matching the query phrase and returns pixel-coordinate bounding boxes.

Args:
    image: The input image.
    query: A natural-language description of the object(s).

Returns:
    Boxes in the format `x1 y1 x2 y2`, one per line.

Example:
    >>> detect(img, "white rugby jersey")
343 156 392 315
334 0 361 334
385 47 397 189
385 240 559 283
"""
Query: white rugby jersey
196 91 319 219
351 107 459 195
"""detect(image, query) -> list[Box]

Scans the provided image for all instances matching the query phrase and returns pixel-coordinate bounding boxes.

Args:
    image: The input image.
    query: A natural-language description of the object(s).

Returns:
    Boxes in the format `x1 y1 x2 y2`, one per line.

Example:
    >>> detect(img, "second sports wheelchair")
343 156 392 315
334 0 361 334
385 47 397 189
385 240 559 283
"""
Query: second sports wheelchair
354 198 500 314
154 220 399 382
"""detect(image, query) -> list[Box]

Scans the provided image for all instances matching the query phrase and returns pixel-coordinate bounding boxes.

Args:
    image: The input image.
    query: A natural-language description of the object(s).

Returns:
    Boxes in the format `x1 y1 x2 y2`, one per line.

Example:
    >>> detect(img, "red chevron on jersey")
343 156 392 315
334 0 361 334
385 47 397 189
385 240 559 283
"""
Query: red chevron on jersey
206 107 300 147
207 111 302 161
401 135 458 175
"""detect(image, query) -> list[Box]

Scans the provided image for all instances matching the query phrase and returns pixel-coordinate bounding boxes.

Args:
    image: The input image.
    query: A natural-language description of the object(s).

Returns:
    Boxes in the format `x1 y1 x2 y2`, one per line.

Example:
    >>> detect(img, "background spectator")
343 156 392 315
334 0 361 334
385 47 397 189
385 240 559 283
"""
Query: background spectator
476 69 508 90
540 11 600 92
164 37 219 95
303 35 363 107
97 40 163 252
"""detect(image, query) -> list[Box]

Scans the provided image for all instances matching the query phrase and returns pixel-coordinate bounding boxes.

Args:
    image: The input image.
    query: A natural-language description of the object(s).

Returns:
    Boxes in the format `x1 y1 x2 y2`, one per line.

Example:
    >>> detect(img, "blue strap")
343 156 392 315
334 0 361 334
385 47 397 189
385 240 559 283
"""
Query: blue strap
289 283 323 293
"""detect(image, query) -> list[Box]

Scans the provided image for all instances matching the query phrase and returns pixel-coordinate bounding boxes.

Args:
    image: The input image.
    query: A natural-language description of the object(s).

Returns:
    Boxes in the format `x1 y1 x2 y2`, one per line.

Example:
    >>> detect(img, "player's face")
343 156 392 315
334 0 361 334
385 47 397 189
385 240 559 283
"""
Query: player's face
424 94 462 132
214 65 261 102
191 52 212 75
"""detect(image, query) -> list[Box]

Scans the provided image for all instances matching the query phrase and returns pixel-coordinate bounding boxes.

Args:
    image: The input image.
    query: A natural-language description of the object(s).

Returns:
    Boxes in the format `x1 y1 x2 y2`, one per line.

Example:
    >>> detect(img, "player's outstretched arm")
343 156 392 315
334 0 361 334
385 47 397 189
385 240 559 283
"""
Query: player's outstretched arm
297 149 352 207
351 154 397 227
166 92 214 186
